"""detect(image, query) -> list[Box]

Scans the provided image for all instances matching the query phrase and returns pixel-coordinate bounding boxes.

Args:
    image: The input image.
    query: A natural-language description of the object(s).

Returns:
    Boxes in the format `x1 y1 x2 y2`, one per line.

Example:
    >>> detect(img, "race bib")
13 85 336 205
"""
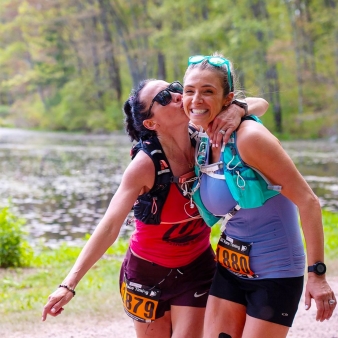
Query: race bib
216 233 257 278
120 276 161 323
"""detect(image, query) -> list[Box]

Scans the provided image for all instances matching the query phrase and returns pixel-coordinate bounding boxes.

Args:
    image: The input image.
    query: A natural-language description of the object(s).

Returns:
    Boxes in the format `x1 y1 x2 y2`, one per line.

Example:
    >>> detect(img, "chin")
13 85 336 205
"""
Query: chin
190 115 208 129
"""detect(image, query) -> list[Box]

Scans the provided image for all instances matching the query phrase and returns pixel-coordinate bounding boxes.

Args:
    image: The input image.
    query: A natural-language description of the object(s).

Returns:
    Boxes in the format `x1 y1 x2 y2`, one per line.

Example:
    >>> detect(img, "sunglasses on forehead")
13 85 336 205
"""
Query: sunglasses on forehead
147 81 183 116
188 55 233 92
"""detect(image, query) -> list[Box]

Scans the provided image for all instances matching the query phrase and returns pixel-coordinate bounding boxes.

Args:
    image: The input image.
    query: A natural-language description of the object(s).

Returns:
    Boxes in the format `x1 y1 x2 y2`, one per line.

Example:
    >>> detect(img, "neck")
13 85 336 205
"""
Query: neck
158 129 194 170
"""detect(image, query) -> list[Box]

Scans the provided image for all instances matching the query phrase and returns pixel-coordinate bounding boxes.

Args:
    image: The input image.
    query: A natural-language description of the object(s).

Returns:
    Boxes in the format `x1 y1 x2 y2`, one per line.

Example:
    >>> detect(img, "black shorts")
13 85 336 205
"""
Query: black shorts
119 246 216 320
210 264 304 327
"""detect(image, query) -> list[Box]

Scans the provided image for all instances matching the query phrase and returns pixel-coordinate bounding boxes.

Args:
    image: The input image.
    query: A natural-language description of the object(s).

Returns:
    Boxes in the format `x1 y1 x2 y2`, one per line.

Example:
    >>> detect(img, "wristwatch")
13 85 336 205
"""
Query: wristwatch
232 99 248 117
308 261 326 275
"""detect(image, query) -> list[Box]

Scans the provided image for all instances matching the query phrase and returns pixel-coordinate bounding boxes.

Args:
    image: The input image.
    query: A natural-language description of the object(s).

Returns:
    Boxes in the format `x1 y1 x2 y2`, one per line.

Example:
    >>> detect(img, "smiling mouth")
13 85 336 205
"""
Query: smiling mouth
191 109 207 115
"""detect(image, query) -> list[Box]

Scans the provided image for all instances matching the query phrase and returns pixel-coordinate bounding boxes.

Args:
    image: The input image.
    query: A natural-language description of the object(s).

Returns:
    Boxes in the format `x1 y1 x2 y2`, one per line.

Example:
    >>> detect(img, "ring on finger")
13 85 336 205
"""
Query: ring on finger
329 299 336 305
219 129 226 135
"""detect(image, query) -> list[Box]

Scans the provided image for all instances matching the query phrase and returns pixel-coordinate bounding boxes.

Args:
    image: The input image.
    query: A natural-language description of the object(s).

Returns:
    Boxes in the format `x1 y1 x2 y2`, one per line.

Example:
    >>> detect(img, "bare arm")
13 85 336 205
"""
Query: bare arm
238 121 336 322
244 97 269 117
41 152 154 321
207 97 269 147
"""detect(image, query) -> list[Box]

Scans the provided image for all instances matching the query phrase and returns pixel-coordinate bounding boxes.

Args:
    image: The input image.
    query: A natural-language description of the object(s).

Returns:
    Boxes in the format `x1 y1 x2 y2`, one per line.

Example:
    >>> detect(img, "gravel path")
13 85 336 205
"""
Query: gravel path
3 277 338 338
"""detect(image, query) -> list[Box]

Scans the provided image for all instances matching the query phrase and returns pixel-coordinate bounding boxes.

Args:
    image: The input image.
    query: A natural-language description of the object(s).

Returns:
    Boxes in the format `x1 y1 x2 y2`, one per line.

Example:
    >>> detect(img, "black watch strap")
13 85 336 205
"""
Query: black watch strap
232 99 248 117
308 261 326 275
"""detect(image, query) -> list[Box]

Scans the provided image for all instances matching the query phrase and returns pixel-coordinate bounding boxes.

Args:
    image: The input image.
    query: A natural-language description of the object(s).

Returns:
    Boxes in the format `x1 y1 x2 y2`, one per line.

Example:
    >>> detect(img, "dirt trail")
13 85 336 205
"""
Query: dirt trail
3 277 338 338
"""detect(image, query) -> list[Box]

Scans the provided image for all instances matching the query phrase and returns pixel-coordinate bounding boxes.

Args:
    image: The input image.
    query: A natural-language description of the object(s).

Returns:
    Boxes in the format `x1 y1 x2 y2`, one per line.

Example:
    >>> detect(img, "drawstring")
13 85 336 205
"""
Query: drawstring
151 269 173 288
149 268 184 290
236 170 245 189
151 197 158 215
226 154 241 171
180 176 200 217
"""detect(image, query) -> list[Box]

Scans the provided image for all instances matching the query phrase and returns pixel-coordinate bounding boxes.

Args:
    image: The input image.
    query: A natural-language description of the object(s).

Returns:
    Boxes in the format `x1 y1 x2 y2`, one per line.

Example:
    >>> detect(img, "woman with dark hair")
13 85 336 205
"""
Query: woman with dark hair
182 54 336 338
42 77 268 338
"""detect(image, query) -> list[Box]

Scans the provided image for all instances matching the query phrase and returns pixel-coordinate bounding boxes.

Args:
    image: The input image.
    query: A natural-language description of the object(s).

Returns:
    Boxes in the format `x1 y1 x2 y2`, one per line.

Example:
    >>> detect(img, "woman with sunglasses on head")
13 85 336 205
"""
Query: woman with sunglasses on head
183 54 336 338
41 77 268 338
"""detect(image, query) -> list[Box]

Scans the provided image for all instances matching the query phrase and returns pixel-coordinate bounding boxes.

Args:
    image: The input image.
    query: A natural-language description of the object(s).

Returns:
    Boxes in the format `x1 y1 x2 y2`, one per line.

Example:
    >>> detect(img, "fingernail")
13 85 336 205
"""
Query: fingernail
305 305 309 310
51 308 56 313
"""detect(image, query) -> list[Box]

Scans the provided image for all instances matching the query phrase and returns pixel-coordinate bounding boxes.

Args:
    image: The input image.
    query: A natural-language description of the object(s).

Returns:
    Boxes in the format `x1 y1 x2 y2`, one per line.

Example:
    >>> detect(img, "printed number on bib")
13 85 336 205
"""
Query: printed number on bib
216 233 257 278
120 276 161 323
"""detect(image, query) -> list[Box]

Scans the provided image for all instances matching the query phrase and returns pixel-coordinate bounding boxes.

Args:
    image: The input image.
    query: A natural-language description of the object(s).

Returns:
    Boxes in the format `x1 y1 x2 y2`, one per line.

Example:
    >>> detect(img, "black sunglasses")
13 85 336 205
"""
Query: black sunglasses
147 81 183 116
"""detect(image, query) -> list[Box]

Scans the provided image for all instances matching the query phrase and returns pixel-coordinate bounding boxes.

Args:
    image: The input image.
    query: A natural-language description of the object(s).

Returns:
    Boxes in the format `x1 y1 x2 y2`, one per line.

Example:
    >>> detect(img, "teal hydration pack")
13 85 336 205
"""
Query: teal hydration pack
192 115 281 227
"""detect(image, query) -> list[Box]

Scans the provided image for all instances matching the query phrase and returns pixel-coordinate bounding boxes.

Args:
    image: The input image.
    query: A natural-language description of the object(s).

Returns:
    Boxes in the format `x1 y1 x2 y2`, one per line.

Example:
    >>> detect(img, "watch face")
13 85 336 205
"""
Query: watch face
316 263 326 274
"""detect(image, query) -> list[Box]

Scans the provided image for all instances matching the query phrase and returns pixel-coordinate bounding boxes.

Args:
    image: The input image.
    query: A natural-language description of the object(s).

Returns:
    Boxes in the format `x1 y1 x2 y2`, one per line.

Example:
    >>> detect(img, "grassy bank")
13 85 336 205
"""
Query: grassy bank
1 210 338 329
0 241 128 329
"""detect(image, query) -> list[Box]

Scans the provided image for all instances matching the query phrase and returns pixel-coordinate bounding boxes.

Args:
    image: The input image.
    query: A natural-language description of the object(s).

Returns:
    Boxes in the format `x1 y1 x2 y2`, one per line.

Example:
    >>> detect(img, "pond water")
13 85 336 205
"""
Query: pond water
0 128 337 248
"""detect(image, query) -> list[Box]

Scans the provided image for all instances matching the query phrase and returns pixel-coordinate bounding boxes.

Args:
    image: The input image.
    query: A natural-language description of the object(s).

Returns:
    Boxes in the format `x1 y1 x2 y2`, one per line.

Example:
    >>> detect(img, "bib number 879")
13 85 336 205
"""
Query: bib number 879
123 292 156 320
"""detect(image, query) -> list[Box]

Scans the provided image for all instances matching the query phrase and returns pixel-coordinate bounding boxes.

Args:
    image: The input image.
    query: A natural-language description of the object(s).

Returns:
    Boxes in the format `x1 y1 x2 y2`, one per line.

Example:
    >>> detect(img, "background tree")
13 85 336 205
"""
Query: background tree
0 0 337 138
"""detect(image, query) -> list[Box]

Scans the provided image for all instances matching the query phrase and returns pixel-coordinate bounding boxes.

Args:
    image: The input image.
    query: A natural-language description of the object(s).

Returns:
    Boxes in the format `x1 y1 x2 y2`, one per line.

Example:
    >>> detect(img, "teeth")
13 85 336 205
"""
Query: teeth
192 109 206 115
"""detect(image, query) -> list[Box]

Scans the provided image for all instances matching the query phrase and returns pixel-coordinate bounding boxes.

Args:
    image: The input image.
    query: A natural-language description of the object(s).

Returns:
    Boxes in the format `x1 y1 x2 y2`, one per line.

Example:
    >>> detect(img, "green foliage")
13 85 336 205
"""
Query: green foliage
30 242 82 268
0 105 10 116
0 207 34 268
322 210 338 259
0 237 127 315
0 0 337 137
83 233 128 257
0 255 122 315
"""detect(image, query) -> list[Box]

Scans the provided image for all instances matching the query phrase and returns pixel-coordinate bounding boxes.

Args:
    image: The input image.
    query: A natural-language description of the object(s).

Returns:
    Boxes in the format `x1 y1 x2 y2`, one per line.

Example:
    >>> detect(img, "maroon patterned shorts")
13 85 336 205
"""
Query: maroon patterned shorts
119 246 216 319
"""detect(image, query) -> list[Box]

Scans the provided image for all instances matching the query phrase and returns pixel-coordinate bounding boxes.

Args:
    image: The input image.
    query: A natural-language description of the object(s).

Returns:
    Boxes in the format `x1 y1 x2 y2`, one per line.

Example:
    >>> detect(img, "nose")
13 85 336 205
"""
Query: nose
172 92 182 102
192 92 202 104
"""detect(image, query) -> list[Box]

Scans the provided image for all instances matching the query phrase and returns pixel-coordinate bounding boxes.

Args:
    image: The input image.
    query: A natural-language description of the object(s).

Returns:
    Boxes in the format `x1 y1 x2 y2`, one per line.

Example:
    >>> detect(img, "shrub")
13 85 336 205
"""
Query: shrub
0 207 33 268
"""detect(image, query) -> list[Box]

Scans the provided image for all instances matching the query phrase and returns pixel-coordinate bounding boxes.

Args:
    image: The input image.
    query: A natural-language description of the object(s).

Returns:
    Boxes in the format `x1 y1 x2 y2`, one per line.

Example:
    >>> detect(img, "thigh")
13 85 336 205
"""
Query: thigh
134 310 172 338
242 315 289 338
171 246 216 308
203 295 246 338
246 276 304 327
120 248 172 320
171 305 205 338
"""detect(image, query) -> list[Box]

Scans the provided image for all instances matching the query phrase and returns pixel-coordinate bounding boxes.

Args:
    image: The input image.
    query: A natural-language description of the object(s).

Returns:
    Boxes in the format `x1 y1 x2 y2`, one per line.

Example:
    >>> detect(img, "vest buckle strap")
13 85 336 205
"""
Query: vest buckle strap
220 204 241 232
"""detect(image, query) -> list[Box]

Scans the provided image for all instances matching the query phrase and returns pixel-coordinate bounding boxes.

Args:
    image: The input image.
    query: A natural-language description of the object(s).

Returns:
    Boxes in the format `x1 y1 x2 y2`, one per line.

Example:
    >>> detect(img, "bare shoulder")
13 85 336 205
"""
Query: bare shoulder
236 120 283 167
123 150 155 192
237 119 277 140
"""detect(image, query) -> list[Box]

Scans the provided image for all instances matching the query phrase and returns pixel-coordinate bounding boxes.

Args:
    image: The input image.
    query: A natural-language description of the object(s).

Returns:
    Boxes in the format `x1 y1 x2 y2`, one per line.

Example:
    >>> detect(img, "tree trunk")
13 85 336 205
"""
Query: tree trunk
285 0 304 115
250 0 283 131
108 1 148 87
97 0 122 101
157 52 166 80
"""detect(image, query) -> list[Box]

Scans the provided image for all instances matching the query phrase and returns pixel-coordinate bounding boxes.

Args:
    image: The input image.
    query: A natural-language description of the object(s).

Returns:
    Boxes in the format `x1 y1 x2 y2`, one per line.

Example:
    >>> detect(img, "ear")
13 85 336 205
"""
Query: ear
143 119 157 130
223 92 234 107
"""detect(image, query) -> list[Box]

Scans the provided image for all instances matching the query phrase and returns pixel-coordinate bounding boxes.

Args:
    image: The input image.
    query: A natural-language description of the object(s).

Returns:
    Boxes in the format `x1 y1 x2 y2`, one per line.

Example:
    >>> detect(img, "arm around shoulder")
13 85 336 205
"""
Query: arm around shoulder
245 97 269 117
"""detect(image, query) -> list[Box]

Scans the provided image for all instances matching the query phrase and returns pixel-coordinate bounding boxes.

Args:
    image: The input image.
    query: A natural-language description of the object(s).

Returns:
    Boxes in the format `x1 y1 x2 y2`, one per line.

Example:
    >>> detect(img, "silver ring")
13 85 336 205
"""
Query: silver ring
219 129 226 135
329 299 336 305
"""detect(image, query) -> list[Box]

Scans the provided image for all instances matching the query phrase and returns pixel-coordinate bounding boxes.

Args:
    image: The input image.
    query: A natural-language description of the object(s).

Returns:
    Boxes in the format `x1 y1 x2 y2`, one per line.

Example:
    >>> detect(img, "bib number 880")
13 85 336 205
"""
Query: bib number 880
216 245 253 276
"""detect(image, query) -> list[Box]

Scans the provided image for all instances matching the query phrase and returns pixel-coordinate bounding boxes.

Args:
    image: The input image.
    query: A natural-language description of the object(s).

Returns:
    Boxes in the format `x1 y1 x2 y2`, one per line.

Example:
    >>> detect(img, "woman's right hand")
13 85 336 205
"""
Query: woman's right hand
41 287 74 321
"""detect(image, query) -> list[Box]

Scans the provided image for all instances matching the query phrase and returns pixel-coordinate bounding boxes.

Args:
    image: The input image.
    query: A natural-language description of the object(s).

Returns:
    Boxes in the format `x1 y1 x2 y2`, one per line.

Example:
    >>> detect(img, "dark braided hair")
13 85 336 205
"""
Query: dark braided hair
123 79 157 142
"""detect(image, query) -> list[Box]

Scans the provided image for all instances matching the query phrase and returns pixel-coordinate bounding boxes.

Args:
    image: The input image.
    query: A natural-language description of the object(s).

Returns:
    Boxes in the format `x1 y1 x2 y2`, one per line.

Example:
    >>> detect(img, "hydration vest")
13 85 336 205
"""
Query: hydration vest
130 125 199 225
192 115 281 228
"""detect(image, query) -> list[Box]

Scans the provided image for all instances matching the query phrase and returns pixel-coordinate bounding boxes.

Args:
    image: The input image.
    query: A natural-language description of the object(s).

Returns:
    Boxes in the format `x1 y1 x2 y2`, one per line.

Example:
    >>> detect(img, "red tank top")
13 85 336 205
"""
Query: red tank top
130 183 211 267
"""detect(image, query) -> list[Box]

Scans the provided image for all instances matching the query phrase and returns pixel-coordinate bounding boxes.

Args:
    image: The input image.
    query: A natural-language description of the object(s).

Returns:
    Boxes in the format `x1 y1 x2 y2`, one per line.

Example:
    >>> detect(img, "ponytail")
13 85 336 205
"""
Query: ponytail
123 79 157 142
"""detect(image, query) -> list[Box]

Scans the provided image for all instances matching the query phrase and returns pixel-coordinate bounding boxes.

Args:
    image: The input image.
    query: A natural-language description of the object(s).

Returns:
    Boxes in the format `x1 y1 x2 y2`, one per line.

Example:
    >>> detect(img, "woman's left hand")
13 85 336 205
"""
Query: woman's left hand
207 104 243 147
305 275 337 321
